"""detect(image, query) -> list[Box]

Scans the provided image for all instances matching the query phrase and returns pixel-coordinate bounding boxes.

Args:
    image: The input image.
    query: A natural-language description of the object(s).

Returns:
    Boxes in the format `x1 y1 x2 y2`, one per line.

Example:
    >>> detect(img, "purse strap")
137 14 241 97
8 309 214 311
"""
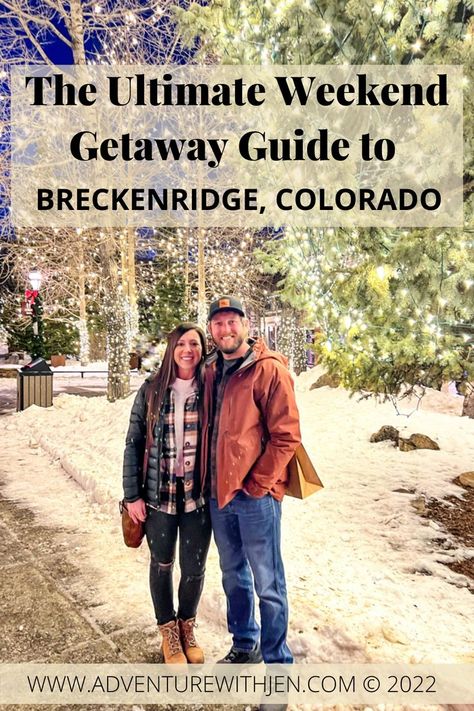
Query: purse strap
142 379 158 483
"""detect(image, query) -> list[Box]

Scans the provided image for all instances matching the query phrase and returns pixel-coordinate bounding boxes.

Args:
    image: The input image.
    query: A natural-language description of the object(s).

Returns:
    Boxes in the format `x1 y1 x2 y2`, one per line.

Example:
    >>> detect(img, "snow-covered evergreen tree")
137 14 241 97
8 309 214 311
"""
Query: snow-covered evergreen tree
177 0 473 398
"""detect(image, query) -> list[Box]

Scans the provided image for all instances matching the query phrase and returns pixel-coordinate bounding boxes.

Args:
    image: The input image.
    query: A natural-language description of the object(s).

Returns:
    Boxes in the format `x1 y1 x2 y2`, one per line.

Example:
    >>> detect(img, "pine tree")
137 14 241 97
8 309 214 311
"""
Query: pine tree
256 226 473 393
138 257 188 338
177 0 474 398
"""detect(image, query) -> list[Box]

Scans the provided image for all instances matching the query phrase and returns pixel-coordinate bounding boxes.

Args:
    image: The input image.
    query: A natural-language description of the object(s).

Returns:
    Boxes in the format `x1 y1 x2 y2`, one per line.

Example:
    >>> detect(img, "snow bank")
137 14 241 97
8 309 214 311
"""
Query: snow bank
1 373 473 671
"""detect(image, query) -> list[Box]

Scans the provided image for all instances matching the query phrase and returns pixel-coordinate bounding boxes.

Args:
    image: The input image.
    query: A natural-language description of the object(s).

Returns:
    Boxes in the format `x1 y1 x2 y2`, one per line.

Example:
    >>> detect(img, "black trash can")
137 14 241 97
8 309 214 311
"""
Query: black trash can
17 358 53 411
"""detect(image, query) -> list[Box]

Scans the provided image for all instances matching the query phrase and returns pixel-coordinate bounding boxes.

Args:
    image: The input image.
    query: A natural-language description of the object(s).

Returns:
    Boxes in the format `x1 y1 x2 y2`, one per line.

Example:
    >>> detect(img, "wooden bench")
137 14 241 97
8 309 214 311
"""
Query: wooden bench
51 370 109 379
51 370 141 378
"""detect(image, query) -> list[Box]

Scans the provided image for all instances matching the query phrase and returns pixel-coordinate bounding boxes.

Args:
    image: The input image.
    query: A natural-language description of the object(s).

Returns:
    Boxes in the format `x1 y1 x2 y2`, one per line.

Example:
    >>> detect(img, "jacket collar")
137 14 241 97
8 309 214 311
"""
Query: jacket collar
206 338 255 369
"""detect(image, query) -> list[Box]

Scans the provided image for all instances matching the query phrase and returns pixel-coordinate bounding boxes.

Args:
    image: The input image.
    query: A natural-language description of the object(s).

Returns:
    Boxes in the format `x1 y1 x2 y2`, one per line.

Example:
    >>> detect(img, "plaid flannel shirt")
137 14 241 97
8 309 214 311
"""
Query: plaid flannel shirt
155 387 204 514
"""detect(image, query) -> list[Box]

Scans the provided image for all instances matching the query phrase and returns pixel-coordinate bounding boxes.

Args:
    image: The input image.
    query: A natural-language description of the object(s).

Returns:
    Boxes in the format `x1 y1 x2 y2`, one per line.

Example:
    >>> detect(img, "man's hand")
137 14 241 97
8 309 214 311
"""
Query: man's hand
127 498 146 524
242 486 266 498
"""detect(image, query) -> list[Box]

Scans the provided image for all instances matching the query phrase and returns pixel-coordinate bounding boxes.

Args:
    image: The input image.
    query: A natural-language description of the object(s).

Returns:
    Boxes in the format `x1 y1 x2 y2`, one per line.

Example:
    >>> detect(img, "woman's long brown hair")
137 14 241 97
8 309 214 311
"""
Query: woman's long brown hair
144 323 207 469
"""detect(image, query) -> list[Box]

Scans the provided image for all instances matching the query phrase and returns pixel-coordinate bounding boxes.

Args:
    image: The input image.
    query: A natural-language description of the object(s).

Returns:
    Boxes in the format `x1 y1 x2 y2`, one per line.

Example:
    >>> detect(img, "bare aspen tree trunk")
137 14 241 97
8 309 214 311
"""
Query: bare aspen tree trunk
69 2 91 368
120 230 130 343
69 7 129 399
77 241 90 365
100 229 131 402
126 227 139 340
183 228 190 319
121 232 128 295
120 228 138 350
104 295 131 402
197 228 206 329
68 0 86 65
196 117 207 329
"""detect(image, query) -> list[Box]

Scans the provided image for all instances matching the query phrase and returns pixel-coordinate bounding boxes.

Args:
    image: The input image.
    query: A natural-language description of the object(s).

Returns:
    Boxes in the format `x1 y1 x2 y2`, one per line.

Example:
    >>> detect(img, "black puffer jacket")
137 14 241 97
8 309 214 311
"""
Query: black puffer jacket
122 380 205 506
122 381 165 505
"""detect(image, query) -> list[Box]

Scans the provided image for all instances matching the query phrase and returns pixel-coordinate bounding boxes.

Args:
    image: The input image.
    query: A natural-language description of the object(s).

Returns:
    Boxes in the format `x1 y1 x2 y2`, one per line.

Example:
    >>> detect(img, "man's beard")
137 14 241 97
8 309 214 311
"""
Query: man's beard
217 335 244 354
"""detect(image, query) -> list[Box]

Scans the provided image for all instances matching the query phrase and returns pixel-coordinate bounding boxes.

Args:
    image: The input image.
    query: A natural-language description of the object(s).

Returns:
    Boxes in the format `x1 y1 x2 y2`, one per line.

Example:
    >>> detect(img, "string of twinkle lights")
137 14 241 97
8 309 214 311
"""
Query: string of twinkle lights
259 227 473 366
7 223 275 359
189 0 473 67
2 0 472 392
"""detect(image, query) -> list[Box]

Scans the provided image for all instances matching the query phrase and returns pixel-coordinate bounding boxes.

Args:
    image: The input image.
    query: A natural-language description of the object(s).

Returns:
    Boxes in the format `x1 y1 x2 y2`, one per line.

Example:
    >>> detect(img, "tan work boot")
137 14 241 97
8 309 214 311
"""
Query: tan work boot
179 617 204 664
159 619 187 664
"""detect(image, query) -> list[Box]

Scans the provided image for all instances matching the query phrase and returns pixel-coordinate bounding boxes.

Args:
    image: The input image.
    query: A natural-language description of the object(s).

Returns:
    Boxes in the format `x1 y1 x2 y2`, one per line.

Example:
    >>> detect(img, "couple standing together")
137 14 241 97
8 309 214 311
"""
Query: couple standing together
122 296 301 685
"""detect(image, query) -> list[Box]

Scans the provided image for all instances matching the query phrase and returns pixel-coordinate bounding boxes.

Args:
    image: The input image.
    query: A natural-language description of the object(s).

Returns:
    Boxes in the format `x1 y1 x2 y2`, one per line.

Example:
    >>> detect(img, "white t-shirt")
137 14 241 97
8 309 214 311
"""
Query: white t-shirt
171 377 198 477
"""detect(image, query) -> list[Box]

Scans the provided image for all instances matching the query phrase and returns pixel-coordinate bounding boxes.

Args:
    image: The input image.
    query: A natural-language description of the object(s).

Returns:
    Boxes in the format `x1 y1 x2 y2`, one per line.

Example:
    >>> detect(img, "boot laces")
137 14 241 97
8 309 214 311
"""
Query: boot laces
163 623 182 656
181 619 198 647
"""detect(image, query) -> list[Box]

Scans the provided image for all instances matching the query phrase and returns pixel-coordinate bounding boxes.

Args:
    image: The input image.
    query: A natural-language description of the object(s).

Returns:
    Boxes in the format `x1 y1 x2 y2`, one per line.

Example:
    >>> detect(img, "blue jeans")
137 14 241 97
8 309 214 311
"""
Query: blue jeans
210 491 293 664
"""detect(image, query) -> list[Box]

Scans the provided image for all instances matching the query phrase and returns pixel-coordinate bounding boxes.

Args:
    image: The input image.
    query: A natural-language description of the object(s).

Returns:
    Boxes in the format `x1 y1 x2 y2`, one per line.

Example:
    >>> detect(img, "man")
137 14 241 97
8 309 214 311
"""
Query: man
202 295 301 678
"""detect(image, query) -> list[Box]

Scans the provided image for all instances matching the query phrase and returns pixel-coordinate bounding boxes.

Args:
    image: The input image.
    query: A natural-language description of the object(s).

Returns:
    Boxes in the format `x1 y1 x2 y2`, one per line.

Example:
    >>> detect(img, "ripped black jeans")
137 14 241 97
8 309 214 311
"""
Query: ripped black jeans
144 484 212 625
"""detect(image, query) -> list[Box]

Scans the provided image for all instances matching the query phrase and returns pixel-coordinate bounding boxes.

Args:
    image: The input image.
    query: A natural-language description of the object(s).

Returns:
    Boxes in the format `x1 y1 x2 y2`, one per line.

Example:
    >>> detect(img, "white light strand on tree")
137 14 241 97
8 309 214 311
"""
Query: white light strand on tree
77 317 90 365
101 287 130 402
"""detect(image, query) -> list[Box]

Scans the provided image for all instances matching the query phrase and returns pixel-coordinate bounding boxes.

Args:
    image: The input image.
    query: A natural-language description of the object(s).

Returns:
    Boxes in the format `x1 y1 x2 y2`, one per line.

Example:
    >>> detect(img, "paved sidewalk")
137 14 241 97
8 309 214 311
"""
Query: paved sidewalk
0 476 247 711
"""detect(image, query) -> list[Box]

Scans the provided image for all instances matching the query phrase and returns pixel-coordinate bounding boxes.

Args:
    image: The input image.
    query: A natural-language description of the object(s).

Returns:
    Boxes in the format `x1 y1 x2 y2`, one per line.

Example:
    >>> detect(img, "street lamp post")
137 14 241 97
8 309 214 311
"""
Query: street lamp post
28 268 45 360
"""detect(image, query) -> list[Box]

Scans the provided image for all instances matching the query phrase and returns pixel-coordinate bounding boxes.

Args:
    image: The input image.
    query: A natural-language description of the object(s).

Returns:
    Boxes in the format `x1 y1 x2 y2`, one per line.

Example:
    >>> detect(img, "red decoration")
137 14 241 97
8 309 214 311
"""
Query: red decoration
25 289 39 305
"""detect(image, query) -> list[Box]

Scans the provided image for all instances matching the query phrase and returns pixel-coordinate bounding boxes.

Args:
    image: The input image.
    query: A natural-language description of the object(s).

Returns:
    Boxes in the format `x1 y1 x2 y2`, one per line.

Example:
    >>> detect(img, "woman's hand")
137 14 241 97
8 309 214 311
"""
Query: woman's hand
127 498 147 524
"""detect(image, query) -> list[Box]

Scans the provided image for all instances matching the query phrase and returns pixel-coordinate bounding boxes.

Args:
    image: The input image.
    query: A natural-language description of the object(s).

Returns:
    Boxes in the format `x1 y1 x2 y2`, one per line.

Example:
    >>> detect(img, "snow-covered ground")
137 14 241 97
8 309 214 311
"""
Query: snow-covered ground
1 367 473 679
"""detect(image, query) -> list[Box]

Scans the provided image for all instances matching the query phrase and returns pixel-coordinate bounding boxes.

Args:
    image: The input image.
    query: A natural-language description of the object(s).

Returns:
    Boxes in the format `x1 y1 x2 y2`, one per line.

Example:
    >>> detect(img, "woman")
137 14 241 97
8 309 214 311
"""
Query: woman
122 323 211 664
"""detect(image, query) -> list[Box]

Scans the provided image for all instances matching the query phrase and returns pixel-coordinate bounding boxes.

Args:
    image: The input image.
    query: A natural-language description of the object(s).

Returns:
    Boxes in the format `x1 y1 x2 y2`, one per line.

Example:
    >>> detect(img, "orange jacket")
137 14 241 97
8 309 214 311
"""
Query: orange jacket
202 339 302 509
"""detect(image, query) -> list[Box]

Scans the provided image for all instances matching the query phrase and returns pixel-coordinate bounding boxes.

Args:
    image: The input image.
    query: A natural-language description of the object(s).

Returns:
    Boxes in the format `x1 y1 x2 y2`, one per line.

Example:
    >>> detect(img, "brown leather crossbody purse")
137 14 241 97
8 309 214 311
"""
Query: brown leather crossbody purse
119 499 145 548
